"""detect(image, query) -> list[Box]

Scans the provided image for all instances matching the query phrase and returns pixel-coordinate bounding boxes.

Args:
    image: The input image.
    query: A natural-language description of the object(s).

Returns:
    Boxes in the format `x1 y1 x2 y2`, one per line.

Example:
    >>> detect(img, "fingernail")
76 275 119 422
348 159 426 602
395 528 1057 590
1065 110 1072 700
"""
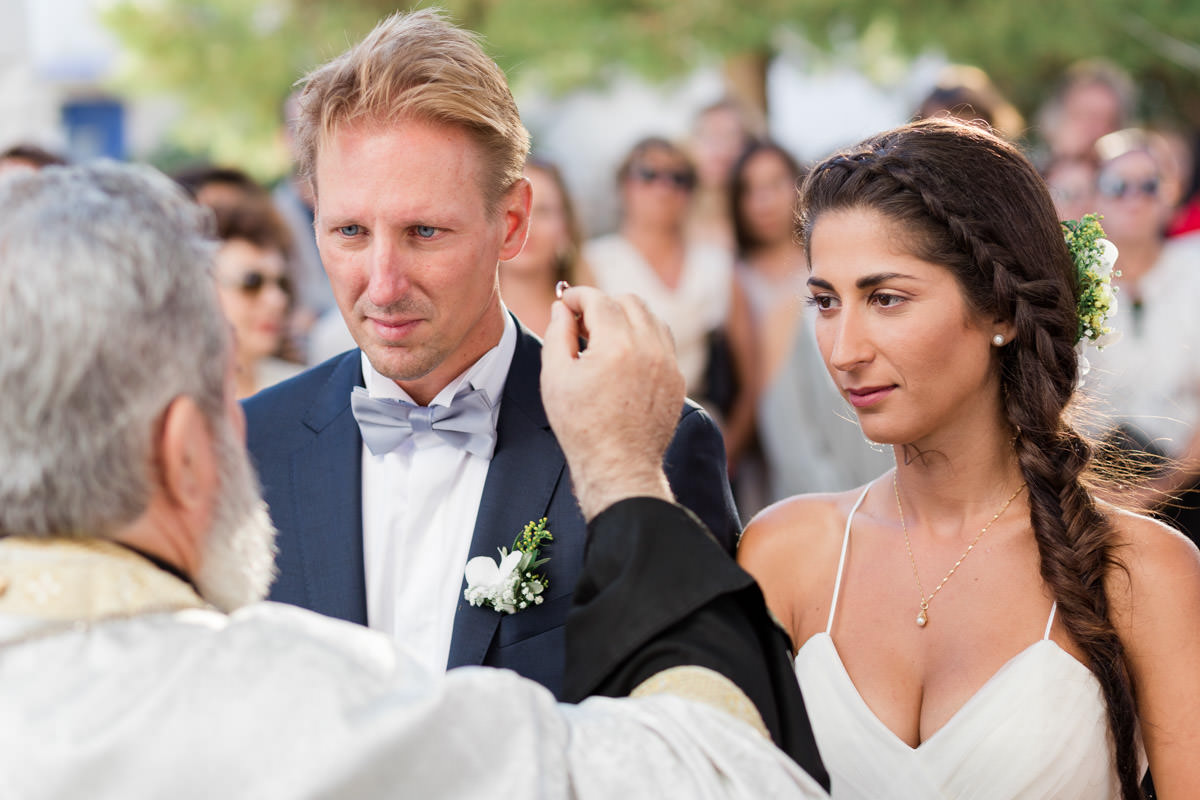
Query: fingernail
555 280 570 300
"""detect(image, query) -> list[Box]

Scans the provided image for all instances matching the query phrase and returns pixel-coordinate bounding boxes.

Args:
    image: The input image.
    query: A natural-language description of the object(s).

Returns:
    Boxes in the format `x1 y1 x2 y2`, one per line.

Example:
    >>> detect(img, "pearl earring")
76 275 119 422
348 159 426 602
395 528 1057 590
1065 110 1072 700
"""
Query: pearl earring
992 334 1005 346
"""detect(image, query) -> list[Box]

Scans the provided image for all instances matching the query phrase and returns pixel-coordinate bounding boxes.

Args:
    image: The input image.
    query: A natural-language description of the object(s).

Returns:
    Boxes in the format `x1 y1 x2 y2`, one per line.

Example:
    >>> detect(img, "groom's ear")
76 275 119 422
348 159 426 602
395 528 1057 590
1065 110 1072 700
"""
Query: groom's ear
497 177 532 262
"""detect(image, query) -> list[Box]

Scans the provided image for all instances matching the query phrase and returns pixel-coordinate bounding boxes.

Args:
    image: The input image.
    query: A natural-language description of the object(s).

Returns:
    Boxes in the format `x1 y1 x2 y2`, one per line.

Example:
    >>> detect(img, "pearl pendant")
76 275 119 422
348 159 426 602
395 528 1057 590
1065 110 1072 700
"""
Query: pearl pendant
916 609 928 627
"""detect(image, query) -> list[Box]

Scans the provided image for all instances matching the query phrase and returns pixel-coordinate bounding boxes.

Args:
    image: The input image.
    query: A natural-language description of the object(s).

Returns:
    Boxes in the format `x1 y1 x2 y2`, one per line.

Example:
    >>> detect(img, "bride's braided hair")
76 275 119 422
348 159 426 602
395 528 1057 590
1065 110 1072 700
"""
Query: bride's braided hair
798 119 1142 799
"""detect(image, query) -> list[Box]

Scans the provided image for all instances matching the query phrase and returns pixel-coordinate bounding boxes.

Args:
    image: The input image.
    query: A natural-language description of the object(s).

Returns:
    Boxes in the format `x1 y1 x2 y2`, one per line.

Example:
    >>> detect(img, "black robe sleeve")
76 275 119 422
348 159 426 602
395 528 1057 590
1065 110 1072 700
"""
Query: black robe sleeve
563 497 829 792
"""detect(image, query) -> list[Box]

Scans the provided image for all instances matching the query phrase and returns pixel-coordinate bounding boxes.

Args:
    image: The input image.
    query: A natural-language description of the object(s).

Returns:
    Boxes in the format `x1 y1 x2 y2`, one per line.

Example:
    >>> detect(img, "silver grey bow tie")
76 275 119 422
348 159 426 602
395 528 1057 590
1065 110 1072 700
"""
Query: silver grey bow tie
350 386 497 459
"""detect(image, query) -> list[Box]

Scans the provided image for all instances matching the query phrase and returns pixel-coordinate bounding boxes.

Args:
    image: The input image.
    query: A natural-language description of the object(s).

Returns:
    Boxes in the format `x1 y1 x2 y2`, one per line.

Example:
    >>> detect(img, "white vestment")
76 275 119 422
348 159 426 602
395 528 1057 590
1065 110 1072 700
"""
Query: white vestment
0 537 827 800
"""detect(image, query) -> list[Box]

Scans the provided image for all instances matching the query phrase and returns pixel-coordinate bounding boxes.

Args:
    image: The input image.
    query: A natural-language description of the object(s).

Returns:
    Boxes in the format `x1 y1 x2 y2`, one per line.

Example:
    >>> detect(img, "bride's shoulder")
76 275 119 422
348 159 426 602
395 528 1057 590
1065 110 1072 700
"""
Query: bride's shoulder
1100 503 1200 632
1099 503 1195 578
745 490 854 536
1103 504 1200 578
737 486 871 641
1098 505 1200 777
737 488 865 576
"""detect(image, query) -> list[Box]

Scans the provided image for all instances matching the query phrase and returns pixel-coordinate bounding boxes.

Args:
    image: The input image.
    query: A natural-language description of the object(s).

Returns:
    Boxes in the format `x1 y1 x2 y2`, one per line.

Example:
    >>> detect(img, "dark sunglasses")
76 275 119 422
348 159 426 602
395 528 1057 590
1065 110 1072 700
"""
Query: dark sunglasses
221 271 292 297
631 165 695 191
1097 173 1160 200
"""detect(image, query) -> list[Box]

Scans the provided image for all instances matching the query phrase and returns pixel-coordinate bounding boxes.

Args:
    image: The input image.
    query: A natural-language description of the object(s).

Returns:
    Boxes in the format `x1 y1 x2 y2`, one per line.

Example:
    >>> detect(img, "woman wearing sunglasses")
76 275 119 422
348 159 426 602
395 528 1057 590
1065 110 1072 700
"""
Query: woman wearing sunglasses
585 137 757 485
1082 129 1200 543
212 202 303 398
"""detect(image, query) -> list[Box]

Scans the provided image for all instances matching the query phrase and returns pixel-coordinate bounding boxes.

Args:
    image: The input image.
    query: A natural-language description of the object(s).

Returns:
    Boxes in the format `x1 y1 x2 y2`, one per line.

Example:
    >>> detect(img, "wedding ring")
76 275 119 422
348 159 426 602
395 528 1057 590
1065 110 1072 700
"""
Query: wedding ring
555 280 570 300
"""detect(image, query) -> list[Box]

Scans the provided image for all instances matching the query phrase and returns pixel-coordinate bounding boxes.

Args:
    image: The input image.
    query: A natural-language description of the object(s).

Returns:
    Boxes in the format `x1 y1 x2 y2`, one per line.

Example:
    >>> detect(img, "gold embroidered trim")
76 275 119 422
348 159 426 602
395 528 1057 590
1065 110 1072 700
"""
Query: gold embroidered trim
631 665 770 740
0 537 206 622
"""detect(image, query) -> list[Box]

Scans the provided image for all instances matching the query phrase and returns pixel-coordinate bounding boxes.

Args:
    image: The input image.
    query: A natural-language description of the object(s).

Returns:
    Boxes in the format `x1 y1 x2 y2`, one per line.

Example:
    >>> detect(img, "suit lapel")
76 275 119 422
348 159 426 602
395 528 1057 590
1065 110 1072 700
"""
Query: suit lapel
447 321 566 668
289 352 368 624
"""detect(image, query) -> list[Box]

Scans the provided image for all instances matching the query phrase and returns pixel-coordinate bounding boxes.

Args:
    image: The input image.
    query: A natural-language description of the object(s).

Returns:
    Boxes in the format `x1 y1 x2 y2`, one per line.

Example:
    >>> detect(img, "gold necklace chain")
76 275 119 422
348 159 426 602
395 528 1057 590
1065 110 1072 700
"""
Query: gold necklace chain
892 472 1025 628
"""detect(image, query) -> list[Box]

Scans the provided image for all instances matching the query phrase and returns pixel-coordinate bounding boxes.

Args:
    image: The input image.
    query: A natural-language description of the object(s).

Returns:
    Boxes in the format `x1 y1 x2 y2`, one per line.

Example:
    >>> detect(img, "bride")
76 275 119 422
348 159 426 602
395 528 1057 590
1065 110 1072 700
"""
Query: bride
737 119 1200 799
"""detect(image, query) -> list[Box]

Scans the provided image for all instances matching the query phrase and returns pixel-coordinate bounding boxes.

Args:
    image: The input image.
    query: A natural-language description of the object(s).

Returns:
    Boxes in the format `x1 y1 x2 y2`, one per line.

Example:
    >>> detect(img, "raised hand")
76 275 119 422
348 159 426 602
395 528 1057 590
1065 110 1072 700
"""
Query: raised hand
540 286 683 519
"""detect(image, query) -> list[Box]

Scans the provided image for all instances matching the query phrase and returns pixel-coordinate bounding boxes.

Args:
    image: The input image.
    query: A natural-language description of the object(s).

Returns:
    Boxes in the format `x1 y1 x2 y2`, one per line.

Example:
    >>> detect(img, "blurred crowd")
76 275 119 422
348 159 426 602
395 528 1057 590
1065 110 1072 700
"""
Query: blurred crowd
8 56 1200 538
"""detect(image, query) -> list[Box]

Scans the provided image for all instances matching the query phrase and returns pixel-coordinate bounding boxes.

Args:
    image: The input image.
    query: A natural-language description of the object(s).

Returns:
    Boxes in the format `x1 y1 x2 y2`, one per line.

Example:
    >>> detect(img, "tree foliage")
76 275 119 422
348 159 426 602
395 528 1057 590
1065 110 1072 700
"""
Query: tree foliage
100 0 396 177
463 0 1200 122
101 0 1200 177
786 0 1200 124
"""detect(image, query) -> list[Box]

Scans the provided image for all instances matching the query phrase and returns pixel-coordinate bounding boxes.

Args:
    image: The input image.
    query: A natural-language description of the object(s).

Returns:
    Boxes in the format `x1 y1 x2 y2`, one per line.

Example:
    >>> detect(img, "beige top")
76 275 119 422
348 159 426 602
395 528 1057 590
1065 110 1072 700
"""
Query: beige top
585 233 733 395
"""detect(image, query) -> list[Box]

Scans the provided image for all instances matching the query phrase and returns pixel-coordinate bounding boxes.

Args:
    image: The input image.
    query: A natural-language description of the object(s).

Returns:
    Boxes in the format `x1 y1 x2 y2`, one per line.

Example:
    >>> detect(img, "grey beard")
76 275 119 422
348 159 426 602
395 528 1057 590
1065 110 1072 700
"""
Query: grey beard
193 419 278 613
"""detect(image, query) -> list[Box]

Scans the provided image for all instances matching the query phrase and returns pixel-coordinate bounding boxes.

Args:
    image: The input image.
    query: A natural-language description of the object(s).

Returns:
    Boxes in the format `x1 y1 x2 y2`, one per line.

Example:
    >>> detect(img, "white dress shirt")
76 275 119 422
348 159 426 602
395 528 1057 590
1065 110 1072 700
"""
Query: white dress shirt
360 311 517 676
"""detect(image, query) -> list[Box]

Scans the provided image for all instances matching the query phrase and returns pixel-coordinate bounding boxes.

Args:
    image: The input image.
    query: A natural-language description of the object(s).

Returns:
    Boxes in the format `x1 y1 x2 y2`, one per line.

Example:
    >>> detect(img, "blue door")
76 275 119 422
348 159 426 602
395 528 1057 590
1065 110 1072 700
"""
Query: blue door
61 99 125 161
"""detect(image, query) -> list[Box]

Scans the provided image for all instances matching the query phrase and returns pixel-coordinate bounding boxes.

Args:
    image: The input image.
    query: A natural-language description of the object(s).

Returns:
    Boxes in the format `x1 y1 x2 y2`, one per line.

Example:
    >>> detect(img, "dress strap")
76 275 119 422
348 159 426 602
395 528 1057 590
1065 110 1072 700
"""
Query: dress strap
1043 601 1058 641
827 481 874 635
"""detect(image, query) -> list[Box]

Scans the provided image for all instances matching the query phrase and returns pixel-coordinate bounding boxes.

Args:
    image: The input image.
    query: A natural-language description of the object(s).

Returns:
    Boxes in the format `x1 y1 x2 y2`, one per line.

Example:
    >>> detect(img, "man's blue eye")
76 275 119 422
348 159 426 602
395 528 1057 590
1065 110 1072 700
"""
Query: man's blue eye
415 225 437 239
338 225 363 237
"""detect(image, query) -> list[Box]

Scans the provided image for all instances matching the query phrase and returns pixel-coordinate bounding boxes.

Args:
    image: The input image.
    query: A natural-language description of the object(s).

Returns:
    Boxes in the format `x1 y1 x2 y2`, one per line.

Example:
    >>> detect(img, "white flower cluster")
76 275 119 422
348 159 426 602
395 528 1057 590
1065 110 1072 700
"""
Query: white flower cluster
1064 215 1121 390
1075 239 1120 389
463 548 547 614
1080 237 1120 345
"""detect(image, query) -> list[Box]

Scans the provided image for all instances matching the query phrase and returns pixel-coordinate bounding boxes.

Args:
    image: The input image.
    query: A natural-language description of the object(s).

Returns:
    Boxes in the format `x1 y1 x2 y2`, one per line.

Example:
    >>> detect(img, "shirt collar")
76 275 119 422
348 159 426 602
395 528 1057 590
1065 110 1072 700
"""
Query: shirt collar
360 307 517 409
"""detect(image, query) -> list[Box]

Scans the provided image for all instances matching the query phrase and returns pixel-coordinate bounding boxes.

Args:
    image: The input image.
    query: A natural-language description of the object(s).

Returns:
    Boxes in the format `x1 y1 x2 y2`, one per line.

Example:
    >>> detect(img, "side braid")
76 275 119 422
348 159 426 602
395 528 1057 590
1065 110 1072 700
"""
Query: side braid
1001 274 1142 800
801 120 1144 798
888 157 1142 799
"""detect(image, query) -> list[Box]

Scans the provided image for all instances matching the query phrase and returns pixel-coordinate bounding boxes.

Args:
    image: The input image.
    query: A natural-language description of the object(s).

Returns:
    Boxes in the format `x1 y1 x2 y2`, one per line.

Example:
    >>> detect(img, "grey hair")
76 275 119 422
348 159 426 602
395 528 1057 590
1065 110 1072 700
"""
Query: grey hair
0 161 227 538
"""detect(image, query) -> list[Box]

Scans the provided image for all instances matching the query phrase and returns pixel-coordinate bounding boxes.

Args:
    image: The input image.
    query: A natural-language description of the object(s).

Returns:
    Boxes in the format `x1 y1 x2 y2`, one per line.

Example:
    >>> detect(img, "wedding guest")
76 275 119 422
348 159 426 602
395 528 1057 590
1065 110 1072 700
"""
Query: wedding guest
730 141 891 506
244 10 740 701
0 160 829 798
499 158 593 337
732 142 806 407
173 164 265 211
1036 59 1137 162
0 143 66 174
1043 154 1099 222
739 118 1200 798
211 201 303 397
686 98 756 255
915 64 1025 142
1083 128 1200 542
585 137 755 476
1153 125 1200 238
275 90 338 354
173 164 310 365
727 140 804 512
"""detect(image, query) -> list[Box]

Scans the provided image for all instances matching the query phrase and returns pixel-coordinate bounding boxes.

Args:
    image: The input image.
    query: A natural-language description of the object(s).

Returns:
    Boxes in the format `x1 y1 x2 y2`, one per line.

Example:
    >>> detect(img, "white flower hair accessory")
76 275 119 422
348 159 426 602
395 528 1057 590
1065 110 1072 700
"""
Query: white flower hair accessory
1062 214 1121 388
463 518 552 614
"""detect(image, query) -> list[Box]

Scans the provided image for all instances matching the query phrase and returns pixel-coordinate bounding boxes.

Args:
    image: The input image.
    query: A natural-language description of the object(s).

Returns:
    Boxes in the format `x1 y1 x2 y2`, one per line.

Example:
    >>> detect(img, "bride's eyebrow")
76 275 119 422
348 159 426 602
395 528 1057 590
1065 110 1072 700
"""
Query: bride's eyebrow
856 272 916 289
806 272 917 292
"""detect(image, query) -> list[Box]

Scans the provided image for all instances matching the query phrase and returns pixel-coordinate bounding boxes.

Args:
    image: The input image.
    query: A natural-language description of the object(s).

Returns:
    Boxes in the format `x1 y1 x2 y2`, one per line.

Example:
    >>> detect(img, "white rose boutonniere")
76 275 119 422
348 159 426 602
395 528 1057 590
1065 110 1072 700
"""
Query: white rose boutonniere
463 518 553 614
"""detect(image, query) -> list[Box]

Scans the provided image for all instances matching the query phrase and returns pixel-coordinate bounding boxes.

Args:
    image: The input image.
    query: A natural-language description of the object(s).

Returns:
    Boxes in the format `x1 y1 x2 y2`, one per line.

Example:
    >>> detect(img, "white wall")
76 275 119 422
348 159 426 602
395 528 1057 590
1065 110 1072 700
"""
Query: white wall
0 0 61 151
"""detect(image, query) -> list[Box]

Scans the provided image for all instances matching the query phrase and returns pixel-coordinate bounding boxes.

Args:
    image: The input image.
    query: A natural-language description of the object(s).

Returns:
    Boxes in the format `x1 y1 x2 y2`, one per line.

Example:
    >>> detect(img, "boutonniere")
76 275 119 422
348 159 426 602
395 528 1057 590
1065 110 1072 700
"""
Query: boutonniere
463 518 553 614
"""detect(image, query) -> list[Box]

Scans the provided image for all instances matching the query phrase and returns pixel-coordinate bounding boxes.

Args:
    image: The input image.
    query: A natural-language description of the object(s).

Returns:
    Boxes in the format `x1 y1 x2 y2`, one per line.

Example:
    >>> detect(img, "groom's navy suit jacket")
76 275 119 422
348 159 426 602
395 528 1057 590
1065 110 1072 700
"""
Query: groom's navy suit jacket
243 319 741 698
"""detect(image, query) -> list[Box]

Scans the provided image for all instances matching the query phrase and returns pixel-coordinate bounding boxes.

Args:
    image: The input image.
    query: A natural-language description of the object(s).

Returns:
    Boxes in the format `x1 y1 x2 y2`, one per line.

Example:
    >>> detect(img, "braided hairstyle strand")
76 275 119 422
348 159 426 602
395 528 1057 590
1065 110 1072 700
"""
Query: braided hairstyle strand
798 119 1142 799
